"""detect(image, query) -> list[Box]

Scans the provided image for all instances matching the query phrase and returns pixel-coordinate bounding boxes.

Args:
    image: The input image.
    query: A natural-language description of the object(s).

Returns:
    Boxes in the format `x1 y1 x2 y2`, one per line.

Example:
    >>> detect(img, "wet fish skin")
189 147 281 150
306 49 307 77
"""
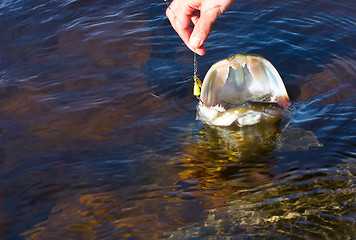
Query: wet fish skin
197 101 284 127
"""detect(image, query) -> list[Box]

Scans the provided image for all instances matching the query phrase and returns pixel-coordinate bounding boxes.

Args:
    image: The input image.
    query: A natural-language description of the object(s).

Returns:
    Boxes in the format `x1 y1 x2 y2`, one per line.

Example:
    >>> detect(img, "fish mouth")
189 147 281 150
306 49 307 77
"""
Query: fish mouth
197 54 290 126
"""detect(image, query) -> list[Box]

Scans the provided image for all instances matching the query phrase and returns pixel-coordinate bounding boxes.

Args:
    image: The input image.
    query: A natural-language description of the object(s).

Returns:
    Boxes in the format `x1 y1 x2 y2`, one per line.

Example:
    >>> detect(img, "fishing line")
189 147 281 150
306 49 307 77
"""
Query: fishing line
194 52 198 79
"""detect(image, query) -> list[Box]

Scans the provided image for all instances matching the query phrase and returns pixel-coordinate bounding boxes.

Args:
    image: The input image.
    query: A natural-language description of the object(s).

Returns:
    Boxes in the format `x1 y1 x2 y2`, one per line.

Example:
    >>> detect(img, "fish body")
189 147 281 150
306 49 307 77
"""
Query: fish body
198 101 284 127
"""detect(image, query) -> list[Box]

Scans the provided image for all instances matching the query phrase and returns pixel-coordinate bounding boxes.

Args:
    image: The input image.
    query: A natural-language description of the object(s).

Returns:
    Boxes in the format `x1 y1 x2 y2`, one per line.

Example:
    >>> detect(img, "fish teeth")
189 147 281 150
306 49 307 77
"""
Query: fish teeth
211 104 226 112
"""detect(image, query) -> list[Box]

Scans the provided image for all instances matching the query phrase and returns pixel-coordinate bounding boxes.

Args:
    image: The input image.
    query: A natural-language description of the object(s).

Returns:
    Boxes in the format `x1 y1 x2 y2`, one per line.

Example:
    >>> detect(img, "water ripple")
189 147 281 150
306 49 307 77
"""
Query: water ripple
0 0 355 239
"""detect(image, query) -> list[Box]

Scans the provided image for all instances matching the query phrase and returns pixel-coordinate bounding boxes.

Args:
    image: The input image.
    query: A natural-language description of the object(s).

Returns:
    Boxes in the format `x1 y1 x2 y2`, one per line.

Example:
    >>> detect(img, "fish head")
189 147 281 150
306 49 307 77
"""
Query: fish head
197 54 291 126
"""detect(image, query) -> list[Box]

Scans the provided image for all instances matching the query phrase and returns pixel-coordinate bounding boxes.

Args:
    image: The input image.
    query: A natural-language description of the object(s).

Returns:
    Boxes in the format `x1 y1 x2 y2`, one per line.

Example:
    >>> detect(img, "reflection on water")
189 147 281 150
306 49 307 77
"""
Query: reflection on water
0 0 355 239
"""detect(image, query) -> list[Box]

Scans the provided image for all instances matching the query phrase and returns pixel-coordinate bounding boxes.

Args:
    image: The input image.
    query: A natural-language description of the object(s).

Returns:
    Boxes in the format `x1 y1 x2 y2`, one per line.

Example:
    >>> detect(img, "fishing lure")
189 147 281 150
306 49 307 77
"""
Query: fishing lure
193 52 202 97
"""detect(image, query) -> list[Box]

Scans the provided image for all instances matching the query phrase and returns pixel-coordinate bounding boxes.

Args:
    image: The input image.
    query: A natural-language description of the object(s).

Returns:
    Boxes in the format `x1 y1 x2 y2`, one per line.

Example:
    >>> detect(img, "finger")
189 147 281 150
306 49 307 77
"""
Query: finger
189 6 221 49
189 11 206 55
166 0 207 55
190 10 200 26
166 1 194 49
194 45 206 56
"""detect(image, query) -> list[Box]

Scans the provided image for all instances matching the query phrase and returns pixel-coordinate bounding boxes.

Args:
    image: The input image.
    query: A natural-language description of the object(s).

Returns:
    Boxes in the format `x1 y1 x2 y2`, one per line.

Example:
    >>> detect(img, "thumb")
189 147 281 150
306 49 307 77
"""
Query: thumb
189 7 221 49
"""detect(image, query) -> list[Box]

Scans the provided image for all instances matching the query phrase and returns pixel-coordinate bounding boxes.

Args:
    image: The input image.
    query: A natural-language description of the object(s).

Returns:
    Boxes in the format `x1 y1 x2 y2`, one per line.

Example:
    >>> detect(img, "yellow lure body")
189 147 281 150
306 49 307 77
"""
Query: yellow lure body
193 76 202 97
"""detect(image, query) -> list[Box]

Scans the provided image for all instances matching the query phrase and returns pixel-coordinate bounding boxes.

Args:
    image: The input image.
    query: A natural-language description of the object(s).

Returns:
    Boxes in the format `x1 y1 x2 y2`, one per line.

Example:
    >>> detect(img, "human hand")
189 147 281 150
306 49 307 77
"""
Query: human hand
166 0 235 55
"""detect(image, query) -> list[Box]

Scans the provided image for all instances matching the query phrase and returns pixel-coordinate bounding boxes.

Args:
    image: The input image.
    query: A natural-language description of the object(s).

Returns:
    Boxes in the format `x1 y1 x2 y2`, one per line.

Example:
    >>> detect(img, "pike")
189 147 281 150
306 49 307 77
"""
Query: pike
196 54 290 127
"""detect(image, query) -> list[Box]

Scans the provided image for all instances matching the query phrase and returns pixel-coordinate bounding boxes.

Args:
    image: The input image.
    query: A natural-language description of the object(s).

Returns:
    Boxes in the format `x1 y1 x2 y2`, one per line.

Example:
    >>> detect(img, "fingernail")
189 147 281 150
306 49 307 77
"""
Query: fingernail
190 37 202 48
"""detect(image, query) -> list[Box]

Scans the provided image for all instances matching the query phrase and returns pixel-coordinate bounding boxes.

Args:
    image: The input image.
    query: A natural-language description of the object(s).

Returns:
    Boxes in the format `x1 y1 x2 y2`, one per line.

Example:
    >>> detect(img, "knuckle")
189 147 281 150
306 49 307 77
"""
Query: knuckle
195 26 210 36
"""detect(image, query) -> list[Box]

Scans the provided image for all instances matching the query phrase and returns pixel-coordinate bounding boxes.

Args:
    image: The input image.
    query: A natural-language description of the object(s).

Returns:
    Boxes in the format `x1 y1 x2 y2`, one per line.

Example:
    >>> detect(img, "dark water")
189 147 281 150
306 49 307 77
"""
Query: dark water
0 0 355 239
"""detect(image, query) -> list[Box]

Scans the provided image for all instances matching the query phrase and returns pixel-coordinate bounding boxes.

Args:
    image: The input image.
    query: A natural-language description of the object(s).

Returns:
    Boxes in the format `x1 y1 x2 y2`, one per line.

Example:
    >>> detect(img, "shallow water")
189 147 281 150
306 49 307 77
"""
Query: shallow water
0 0 355 239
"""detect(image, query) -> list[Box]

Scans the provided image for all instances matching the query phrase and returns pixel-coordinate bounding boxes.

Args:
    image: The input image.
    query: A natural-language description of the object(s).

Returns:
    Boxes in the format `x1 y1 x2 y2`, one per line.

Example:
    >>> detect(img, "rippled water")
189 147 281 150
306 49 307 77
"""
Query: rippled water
0 0 355 239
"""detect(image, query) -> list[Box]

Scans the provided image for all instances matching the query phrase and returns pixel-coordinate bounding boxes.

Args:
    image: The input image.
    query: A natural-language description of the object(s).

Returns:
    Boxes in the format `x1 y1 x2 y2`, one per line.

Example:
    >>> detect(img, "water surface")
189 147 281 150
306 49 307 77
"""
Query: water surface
0 0 355 239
